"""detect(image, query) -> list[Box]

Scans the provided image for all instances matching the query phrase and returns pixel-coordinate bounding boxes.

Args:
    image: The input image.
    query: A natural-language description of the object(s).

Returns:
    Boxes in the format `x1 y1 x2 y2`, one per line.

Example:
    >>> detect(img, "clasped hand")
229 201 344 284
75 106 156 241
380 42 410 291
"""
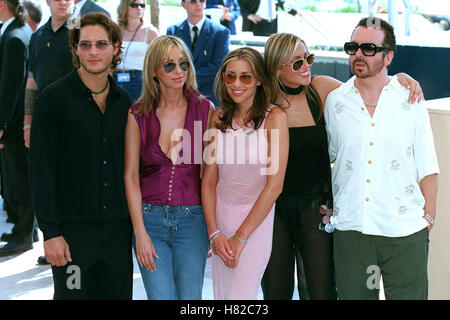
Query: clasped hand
211 233 246 269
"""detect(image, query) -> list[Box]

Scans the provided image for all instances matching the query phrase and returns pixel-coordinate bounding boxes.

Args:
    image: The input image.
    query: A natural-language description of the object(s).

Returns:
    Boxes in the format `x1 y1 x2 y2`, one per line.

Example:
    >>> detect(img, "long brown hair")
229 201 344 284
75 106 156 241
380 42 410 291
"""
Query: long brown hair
264 33 323 118
117 0 144 30
214 47 271 132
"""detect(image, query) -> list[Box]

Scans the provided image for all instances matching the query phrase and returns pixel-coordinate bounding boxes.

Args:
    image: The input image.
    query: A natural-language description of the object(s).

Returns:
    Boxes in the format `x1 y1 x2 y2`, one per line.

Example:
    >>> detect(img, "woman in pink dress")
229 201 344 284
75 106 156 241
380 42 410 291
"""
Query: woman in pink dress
201 47 289 299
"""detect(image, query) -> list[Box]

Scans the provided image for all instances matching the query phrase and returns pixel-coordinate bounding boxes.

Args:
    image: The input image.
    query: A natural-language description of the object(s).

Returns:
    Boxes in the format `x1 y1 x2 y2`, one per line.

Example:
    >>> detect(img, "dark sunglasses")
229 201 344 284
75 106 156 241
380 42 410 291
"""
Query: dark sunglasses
283 53 314 72
224 73 254 85
129 2 145 8
344 42 387 56
185 0 206 3
78 40 112 51
163 60 189 73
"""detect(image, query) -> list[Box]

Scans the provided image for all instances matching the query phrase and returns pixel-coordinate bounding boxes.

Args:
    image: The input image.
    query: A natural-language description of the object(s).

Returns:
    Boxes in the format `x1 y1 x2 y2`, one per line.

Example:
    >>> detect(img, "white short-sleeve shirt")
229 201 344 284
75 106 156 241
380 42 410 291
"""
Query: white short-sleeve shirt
324 75 439 237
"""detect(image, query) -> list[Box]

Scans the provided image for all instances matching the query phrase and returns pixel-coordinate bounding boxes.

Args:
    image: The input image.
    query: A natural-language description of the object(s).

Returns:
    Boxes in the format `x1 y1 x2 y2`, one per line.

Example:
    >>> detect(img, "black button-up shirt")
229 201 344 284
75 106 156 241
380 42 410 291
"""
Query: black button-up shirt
30 69 132 240
28 18 74 91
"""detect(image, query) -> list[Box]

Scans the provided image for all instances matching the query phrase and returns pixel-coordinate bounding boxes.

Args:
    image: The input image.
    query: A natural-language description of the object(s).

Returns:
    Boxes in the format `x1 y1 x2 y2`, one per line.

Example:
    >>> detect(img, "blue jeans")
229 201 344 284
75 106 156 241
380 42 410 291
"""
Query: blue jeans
133 203 209 300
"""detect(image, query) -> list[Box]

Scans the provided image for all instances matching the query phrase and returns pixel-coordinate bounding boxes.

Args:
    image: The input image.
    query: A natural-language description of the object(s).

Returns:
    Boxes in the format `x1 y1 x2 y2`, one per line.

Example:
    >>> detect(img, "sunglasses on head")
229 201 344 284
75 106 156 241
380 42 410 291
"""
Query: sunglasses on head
344 42 387 56
163 60 189 73
78 40 111 51
185 0 206 3
224 73 254 85
283 53 314 72
129 2 145 8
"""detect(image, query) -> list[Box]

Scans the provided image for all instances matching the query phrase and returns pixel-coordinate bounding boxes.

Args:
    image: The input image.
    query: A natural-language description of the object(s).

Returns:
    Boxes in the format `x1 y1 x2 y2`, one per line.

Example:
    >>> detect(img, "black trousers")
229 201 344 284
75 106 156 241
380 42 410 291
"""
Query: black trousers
52 219 133 300
0 130 34 242
261 196 337 300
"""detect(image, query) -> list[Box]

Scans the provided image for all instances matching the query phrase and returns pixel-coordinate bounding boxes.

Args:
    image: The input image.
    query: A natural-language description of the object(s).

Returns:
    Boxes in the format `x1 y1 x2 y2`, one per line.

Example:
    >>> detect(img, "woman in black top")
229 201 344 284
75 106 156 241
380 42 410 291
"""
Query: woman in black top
262 33 423 300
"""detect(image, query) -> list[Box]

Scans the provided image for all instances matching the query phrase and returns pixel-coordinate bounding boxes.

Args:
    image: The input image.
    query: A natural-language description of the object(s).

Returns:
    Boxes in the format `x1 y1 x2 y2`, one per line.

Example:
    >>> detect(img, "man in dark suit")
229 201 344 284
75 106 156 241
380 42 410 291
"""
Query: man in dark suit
74 0 110 18
0 0 34 257
167 0 230 107
238 0 300 36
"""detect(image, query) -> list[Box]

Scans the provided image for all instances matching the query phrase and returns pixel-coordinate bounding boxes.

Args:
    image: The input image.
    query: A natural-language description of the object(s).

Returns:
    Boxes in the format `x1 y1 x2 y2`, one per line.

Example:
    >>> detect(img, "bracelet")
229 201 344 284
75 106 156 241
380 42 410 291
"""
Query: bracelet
208 230 220 242
235 234 248 243
23 125 31 130
210 233 220 246
423 213 434 225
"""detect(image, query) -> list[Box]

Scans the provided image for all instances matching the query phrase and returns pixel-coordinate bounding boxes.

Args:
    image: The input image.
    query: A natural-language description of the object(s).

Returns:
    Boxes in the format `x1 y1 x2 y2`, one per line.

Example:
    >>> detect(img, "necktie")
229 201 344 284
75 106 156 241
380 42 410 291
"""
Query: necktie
192 25 199 50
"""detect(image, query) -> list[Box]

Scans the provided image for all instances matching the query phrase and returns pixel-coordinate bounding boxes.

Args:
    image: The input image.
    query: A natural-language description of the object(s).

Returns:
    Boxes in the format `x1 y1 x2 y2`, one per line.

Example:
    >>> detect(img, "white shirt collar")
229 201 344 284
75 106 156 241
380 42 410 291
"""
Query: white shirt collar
0 17 15 37
187 15 206 33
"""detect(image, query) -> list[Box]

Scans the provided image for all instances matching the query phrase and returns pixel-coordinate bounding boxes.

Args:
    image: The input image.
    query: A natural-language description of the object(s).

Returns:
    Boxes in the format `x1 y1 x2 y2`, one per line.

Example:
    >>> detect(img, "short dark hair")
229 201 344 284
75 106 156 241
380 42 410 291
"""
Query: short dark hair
4 0 27 26
70 13 123 70
353 17 396 53
23 0 42 25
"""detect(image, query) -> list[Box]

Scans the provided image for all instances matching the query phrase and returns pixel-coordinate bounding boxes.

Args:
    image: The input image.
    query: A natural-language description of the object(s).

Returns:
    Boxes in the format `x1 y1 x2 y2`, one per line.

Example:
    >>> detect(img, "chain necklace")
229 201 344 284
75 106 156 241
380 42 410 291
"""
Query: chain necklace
358 77 390 108
363 100 377 108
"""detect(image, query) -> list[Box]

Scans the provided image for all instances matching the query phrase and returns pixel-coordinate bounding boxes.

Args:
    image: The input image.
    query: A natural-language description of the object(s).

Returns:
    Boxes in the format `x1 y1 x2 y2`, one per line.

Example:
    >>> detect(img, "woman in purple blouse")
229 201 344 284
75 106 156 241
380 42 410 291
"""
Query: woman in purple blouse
124 35 214 300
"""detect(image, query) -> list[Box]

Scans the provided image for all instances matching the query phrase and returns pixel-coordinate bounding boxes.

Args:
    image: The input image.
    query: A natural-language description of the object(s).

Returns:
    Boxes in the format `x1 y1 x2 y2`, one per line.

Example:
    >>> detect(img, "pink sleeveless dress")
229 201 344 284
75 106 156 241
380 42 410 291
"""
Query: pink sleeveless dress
212 106 275 300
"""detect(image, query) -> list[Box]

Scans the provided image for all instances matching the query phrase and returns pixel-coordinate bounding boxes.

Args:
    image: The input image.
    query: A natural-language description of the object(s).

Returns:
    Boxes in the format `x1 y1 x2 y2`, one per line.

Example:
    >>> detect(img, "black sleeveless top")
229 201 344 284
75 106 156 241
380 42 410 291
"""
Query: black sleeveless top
278 84 332 202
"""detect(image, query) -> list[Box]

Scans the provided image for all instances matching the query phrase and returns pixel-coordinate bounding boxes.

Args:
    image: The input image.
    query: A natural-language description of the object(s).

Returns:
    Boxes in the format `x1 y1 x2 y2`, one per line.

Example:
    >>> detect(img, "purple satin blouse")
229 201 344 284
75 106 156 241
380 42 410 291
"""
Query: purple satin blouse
131 89 210 206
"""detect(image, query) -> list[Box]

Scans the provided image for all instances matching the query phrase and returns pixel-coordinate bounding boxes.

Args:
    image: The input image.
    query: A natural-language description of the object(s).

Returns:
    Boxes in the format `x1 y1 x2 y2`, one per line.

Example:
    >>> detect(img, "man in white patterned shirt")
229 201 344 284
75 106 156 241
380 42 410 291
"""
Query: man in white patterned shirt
324 17 439 300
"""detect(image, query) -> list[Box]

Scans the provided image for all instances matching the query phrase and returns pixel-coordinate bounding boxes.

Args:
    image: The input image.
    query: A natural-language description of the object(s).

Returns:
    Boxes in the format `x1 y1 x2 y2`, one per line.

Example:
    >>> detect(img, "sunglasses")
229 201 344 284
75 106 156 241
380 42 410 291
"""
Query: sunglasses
224 73 254 85
283 53 315 72
78 40 112 51
163 60 189 73
344 42 387 56
184 0 206 3
129 2 145 8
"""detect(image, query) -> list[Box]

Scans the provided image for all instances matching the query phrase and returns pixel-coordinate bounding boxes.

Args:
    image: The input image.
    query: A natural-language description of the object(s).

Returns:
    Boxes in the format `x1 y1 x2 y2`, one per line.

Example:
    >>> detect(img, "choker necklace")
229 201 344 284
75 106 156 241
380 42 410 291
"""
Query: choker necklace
279 82 304 95
90 79 109 95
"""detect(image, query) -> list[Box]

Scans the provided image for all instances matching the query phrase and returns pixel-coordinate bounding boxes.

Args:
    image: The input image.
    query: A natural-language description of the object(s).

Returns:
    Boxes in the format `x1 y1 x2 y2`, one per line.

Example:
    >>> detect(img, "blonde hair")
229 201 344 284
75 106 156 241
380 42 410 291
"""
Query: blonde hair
136 35 198 116
264 33 323 116
213 47 271 132
117 0 144 29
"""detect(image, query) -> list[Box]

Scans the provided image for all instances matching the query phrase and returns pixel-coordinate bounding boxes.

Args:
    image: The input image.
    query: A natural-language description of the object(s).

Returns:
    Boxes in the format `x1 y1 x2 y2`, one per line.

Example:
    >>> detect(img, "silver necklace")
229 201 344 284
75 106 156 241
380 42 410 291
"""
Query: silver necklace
363 101 377 108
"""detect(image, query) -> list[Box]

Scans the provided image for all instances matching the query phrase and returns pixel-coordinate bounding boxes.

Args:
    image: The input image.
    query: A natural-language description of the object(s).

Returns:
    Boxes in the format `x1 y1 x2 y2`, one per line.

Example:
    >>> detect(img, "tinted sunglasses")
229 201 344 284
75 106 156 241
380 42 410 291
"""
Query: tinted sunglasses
185 0 206 3
224 73 253 85
163 61 189 73
78 40 111 51
283 53 315 72
344 42 387 56
129 2 145 8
